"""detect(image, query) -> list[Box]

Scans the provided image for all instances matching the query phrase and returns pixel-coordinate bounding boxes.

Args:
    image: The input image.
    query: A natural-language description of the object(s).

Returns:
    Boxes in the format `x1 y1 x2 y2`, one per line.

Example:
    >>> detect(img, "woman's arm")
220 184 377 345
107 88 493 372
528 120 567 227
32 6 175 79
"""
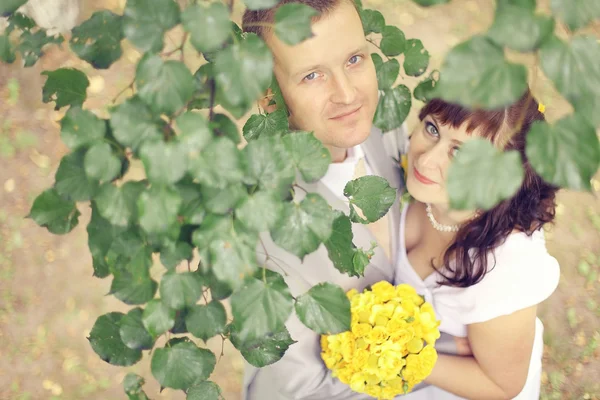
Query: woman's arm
424 305 538 400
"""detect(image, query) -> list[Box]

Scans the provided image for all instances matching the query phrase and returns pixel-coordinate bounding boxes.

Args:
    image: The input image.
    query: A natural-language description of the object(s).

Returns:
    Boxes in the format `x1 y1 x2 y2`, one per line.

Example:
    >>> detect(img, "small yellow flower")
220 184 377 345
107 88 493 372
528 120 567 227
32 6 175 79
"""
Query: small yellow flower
538 102 546 113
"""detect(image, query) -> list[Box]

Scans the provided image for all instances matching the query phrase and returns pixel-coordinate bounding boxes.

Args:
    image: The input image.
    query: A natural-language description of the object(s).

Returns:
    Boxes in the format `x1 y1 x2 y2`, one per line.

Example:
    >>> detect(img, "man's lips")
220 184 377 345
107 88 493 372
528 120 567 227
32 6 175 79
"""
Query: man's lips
330 106 362 120
413 166 437 185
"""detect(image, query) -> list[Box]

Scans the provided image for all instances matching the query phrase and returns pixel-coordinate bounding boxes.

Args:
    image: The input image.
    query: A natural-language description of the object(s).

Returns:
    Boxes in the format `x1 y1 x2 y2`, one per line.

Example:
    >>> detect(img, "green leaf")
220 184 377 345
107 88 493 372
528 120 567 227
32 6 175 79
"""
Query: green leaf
143 299 176 336
151 339 216 390
243 110 289 142
119 308 155 350
229 324 296 368
177 182 206 225
380 25 406 57
55 149 99 201
502 0 536 11
487 4 554 52
187 381 222 400
211 113 241 145
373 56 399 90
0 0 27 15
282 131 331 183
186 301 227 342
190 63 214 110
236 191 282 232
411 0 450 5
136 54 194 116
403 39 430 77
243 0 280 10
0 34 16 64
540 36 600 128
344 176 396 223
110 96 162 151
202 185 247 215
28 188 80 234
231 274 294 342
352 247 373 276
140 140 187 185
360 9 385 35
84 143 122 183
123 373 149 400
274 3 319 45
41 68 89 110
182 2 230 53
526 115 600 191
88 312 142 366
189 137 245 188
110 254 157 305
550 0 600 31
244 136 295 197
70 11 123 69
373 85 411 133
160 241 194 269
60 107 106 149
271 193 334 259
295 282 351 334
214 33 273 114
160 272 203 310
434 36 528 109
208 230 259 290
95 181 146 227
447 138 524 210
17 30 63 67
413 76 437 102
198 268 233 301
137 186 182 235
87 204 126 278
176 111 213 152
6 12 35 31
324 211 360 277
123 0 180 53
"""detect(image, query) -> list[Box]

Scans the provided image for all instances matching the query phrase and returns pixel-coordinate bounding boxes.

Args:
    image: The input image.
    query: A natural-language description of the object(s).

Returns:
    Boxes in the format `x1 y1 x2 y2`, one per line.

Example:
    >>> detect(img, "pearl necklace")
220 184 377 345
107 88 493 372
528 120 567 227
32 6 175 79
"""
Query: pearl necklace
425 203 460 232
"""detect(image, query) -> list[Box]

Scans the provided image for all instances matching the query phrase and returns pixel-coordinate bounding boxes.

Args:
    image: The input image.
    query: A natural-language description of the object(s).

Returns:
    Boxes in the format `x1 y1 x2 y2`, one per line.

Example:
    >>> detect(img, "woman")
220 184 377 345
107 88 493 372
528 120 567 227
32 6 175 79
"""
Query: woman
396 90 560 399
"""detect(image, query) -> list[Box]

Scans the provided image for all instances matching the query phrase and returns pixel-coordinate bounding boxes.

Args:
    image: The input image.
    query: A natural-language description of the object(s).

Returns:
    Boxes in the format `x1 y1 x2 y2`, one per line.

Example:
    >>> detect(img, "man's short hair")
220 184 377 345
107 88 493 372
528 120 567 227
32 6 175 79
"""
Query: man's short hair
242 0 358 38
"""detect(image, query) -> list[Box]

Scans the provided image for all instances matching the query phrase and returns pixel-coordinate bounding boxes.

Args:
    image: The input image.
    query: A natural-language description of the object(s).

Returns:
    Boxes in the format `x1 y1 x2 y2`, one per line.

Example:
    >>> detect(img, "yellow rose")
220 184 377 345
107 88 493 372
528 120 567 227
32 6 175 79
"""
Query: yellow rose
367 326 388 345
406 337 424 354
371 281 397 301
364 384 382 398
350 373 367 392
352 348 370 370
352 323 372 338
346 288 359 300
381 385 400 400
403 345 438 383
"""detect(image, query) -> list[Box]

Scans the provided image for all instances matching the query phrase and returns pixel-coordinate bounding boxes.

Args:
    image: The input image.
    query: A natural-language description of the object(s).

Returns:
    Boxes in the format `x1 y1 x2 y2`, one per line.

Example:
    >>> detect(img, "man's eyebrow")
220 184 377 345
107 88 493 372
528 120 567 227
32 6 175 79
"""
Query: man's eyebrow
292 46 368 78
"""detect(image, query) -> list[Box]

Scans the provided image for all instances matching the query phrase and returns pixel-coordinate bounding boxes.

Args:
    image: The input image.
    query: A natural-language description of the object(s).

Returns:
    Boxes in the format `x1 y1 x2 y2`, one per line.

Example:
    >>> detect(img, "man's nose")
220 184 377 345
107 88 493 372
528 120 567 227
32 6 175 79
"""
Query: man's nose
330 74 357 105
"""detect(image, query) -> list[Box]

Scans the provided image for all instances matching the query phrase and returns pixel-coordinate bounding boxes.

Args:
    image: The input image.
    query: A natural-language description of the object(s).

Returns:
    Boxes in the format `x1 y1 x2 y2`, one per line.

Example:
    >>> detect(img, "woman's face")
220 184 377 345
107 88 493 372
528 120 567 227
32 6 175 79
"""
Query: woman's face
406 115 478 206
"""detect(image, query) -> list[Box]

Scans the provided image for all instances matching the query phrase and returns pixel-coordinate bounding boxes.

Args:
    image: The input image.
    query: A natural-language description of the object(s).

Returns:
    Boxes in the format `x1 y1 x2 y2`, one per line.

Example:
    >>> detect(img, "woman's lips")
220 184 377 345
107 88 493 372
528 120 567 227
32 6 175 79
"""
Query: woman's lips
413 166 437 185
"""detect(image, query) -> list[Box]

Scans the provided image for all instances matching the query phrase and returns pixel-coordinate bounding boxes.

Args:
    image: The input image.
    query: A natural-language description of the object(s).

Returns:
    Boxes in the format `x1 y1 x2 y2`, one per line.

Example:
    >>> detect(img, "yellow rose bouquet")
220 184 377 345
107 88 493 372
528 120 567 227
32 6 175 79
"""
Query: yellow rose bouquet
320 282 441 399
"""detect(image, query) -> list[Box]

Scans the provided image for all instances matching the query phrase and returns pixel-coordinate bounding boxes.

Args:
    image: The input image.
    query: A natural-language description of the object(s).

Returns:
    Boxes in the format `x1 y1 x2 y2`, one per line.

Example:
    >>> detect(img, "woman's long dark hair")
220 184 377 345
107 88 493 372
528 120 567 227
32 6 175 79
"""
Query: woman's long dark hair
419 91 559 288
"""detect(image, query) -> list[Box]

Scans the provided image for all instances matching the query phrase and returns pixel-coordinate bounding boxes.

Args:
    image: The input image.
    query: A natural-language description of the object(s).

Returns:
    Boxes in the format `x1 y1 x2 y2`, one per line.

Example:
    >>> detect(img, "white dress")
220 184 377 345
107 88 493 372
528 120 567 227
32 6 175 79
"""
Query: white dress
394 204 560 400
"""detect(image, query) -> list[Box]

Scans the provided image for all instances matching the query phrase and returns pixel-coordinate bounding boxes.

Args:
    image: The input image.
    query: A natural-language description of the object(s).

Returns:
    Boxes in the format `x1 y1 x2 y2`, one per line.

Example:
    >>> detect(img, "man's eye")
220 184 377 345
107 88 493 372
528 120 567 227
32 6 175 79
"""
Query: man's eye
348 55 362 65
304 72 318 81
425 121 439 137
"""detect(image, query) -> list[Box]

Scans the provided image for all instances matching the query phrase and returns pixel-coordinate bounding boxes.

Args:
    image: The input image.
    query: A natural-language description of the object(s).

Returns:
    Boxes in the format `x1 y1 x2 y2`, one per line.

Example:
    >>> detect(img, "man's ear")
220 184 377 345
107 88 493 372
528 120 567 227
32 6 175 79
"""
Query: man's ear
258 88 278 114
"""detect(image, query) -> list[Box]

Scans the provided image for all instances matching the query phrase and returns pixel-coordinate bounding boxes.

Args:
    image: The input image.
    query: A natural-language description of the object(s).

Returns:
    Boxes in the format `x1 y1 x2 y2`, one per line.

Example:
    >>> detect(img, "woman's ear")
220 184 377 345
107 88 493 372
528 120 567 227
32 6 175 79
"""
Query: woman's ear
258 88 278 114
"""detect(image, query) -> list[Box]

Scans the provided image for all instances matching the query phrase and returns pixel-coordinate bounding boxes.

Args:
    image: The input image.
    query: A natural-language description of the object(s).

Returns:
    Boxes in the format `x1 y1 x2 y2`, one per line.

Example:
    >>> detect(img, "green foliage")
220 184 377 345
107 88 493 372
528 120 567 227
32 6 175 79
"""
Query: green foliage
19 0 600 397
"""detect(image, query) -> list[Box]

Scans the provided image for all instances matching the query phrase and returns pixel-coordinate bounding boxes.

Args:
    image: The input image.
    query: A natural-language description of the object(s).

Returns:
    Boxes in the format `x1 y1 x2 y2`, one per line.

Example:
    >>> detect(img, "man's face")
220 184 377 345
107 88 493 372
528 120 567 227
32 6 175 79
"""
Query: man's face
266 1 378 156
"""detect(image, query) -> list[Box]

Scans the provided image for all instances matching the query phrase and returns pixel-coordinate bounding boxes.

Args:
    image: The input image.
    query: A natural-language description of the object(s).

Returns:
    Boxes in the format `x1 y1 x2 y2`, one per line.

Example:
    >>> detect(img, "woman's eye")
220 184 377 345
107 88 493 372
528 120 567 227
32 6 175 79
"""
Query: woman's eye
348 55 362 65
425 122 439 137
451 147 460 158
304 72 318 81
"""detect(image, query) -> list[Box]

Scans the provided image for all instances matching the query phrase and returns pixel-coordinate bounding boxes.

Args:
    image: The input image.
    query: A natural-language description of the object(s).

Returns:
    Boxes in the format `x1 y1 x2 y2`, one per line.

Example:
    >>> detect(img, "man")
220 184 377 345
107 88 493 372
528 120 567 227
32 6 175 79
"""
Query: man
241 1 457 398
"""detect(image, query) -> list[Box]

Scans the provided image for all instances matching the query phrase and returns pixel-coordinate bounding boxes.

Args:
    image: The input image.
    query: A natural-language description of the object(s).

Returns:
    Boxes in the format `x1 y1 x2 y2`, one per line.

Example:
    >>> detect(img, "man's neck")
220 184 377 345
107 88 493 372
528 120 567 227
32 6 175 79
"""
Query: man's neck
328 145 348 163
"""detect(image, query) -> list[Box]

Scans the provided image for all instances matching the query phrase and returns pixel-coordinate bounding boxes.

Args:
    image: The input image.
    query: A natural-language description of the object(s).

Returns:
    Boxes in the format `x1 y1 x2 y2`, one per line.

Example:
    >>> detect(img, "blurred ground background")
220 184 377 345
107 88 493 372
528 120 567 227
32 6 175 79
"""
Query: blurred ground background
0 0 598 399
